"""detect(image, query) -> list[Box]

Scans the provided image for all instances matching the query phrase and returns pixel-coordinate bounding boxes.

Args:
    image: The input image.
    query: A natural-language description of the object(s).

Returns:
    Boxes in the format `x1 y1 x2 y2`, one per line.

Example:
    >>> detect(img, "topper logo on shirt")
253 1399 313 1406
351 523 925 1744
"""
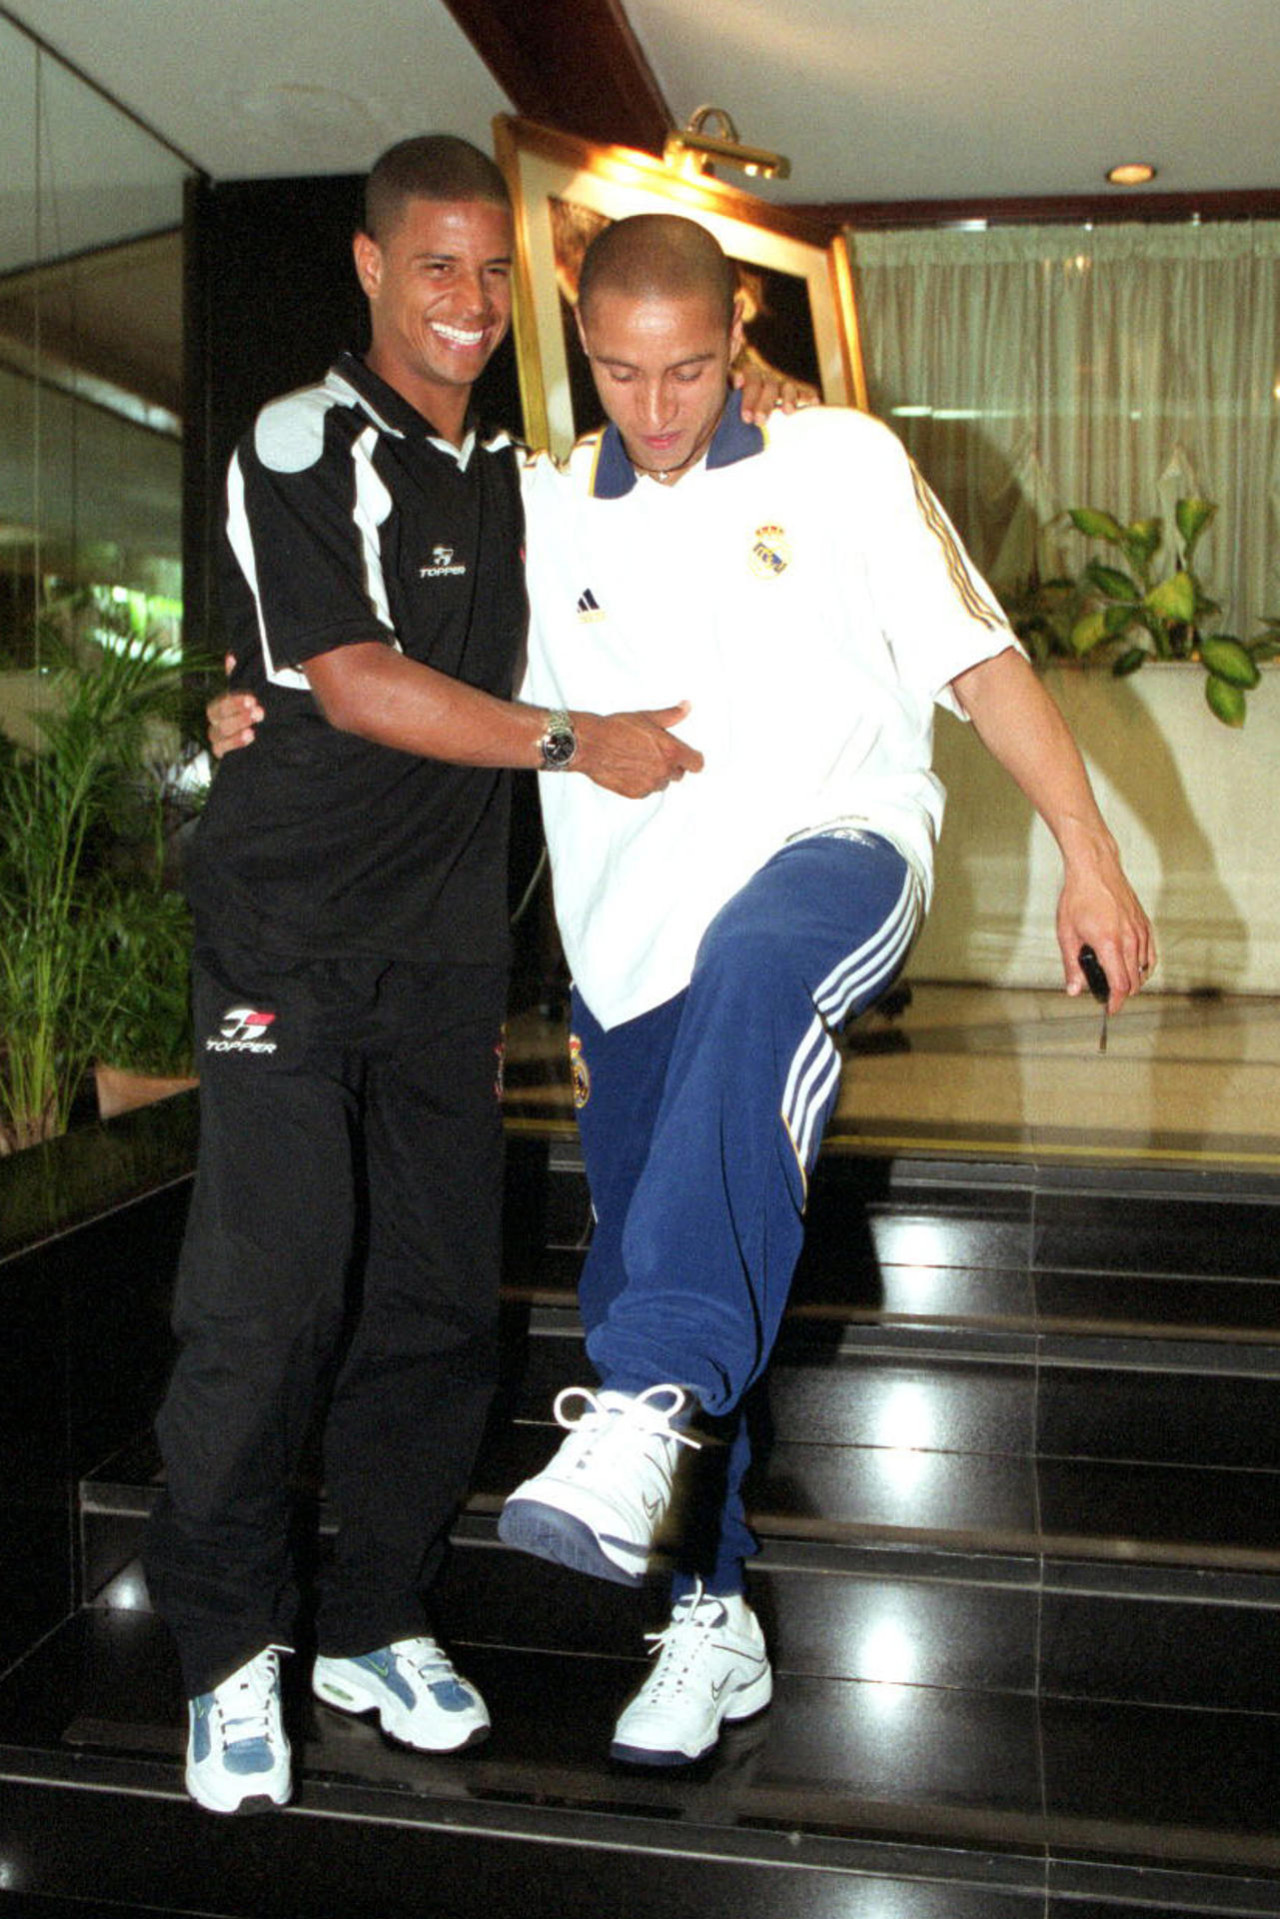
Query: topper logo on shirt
749 524 792 579
206 1006 278 1055
420 544 468 579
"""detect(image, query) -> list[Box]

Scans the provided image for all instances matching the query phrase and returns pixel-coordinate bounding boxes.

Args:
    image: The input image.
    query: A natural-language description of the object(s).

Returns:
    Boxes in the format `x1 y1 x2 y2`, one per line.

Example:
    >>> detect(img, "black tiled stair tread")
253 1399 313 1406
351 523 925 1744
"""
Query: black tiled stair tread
492 1324 1280 1473
6 1611 1280 1899
512 1137 1280 1266
81 1442 1280 1643
1036 1357 1280 1465
1032 1187 1280 1280
437 1541 1280 1715
503 1253 1280 1345
1033 1268 1280 1343
1034 1457 1280 1567
82 1363 1280 1559
502 1254 1045 1329
744 1446 1280 1570
0 1778 1102 1919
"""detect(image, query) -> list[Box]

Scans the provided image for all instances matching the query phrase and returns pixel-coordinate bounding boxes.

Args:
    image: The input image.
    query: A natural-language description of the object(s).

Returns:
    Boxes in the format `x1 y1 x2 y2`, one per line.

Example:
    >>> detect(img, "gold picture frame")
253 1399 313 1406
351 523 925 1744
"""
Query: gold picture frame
493 115 867 457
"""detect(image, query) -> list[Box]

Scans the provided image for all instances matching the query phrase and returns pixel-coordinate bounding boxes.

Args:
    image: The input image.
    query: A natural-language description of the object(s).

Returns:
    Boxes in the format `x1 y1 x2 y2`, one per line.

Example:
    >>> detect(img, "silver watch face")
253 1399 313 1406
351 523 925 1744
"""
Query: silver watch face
539 721 577 769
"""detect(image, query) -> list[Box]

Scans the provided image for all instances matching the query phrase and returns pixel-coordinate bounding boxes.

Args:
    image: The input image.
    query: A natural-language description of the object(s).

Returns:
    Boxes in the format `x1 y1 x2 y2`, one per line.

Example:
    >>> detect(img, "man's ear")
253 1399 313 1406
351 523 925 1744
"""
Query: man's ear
353 231 381 299
728 295 746 365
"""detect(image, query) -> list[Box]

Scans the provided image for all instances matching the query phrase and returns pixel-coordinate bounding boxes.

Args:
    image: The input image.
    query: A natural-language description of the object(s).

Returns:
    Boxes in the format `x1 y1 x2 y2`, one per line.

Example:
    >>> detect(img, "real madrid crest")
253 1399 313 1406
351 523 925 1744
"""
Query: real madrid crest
749 523 791 579
569 1033 591 1110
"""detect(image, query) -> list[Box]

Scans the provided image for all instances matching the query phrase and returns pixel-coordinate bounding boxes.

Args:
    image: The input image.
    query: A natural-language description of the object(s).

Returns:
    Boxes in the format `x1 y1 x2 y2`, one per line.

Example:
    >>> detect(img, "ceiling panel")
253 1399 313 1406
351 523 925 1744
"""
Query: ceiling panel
4 0 512 179
625 0 1280 203
5 0 1278 206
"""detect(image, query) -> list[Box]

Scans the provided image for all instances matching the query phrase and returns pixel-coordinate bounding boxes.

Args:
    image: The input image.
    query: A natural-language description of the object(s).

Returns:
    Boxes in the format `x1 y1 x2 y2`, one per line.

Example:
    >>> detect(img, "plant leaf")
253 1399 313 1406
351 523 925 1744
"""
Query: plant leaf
1145 570 1197 625
1175 497 1216 555
1204 675 1246 727
1122 519 1163 571
1084 560 1138 600
1069 507 1126 545
1070 609 1109 656
1201 634 1262 688
1111 646 1147 677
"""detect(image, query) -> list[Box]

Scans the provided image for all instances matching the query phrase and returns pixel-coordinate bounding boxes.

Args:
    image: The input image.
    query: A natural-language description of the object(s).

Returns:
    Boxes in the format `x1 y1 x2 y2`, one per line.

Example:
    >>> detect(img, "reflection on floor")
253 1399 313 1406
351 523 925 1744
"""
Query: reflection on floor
504 982 1280 1169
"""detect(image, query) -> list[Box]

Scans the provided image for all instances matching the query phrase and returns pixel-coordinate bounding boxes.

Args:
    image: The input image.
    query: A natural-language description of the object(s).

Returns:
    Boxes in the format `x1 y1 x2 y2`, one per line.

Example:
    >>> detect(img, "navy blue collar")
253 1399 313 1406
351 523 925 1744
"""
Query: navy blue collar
589 389 766 499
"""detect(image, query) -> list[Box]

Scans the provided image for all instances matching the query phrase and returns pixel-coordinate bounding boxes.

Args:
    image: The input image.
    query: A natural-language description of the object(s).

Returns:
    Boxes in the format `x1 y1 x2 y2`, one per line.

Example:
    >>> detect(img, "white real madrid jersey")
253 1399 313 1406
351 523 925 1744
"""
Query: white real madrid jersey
520 397 1019 1031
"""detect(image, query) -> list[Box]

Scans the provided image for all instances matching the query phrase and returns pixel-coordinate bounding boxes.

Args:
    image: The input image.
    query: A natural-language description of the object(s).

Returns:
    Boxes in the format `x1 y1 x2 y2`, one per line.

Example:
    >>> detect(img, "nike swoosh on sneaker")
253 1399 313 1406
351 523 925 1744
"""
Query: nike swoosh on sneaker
601 1531 651 1566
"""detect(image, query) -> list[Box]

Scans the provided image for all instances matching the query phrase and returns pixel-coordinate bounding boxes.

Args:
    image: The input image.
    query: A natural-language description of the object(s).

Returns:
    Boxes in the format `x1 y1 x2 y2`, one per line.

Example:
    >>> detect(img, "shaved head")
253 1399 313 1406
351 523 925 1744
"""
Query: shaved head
364 134 510 242
577 214 738 330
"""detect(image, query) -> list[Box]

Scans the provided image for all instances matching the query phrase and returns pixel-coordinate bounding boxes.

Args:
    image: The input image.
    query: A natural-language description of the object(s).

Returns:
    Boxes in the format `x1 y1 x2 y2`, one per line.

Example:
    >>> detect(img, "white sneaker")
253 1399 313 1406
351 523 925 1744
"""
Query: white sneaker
312 1636 490 1752
611 1586 773 1766
498 1384 700 1587
186 1646 292 1814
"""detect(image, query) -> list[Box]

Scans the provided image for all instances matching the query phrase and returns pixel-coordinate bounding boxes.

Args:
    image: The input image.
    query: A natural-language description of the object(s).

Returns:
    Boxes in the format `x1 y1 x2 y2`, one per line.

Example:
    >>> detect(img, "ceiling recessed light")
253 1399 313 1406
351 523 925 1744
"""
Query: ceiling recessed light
1107 161 1157 186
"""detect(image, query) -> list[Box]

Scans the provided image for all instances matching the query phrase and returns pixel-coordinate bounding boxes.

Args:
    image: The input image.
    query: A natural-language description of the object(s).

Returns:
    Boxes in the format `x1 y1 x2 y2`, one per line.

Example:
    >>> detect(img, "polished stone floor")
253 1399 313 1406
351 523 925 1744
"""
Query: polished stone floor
503 983 1280 1171
6 983 1280 1916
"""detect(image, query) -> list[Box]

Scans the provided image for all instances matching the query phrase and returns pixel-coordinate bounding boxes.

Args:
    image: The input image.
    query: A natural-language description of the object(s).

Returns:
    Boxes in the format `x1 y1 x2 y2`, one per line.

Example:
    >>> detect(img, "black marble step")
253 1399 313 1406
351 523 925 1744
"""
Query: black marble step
80 1320 1280 1600
81 1521 1280 1725
3 1608 1280 1916
511 1242 1280 1349
506 1143 1280 1346
500 1309 1280 1453
433 1531 1280 1719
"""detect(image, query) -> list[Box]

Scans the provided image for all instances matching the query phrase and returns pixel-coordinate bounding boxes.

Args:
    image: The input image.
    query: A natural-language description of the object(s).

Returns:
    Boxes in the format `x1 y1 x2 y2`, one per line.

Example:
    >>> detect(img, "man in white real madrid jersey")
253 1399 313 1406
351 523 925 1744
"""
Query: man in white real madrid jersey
211 210 1153 1773
497 214 1154 1765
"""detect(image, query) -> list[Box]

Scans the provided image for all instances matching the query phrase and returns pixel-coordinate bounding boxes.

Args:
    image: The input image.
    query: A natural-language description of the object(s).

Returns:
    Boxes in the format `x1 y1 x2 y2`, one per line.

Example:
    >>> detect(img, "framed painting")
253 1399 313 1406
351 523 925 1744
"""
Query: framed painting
492 115 867 457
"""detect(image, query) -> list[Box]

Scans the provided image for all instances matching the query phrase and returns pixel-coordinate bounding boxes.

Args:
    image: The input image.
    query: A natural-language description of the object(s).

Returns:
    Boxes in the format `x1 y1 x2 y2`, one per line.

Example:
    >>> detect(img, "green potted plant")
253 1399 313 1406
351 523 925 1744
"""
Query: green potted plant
1007 497 1279 726
0 609 204 1152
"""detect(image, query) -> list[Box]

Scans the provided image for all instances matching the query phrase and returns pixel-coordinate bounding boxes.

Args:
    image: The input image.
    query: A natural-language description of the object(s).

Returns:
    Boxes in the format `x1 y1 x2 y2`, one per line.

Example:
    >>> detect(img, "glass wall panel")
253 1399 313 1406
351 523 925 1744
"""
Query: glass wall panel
0 13 192 685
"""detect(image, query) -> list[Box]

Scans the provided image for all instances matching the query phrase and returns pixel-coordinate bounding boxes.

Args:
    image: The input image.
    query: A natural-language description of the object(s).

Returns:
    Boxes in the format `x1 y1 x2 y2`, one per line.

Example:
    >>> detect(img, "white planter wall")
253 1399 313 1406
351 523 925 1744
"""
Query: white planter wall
913 663 1278 993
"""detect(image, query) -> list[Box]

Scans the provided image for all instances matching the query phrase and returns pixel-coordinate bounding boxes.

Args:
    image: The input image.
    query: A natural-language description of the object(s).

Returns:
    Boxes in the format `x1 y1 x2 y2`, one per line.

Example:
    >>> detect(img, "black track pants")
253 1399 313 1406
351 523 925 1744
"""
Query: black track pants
144 945 506 1697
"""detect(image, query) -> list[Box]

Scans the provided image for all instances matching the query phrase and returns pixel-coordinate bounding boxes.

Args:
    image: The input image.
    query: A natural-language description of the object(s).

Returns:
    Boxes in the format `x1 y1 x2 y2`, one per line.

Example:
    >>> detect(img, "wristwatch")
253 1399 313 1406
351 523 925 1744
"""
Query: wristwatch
536 708 578 771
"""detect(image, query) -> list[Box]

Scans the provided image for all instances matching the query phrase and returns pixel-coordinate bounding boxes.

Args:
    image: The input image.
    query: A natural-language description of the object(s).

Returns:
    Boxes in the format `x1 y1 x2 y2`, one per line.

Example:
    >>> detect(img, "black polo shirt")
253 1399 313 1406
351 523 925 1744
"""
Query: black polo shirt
187 353 527 964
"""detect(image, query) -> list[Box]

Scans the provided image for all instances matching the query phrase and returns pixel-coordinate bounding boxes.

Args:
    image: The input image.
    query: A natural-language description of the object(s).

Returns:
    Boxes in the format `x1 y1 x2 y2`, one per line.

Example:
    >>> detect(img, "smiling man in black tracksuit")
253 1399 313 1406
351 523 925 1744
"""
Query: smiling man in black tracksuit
144 136 699 1815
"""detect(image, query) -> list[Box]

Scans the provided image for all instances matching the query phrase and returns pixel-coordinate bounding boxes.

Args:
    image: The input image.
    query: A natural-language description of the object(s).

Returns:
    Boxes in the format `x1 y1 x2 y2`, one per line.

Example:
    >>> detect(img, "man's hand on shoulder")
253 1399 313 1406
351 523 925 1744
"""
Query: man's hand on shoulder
570 702 704 799
733 360 820 425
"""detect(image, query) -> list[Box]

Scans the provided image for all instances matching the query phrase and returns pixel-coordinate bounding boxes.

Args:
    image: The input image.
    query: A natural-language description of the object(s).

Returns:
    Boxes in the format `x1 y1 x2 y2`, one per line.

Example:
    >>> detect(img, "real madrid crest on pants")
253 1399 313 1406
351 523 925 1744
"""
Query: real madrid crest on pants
569 1032 591 1109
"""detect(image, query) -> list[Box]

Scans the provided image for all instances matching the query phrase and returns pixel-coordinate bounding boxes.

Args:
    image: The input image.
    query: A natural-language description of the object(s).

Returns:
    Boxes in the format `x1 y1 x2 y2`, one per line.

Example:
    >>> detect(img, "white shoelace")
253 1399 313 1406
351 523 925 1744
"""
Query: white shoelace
394 1636 455 1681
215 1649 281 1748
551 1383 702 1454
640 1581 726 1697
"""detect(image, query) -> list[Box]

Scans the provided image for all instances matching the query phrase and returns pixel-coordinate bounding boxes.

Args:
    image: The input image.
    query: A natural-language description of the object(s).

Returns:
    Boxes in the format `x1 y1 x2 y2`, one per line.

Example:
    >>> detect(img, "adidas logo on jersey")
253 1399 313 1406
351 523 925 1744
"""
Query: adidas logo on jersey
577 587 605 621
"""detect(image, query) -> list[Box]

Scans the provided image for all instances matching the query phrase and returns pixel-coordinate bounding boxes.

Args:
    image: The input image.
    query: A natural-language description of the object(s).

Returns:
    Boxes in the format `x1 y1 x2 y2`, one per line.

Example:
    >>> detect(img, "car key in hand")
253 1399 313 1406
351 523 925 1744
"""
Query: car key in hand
1079 944 1110 1054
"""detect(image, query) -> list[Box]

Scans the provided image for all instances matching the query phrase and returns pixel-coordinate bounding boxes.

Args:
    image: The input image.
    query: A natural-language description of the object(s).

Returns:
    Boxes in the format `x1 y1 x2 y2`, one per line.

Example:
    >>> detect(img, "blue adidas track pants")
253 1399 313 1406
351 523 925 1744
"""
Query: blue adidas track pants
569 830 924 1596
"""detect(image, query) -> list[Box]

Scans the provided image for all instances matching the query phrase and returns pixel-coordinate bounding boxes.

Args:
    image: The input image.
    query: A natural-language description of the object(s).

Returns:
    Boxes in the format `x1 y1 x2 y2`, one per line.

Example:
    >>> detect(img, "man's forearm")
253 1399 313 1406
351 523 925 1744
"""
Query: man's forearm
301 640 702 798
950 645 1155 1005
950 647 1115 864
305 641 544 767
